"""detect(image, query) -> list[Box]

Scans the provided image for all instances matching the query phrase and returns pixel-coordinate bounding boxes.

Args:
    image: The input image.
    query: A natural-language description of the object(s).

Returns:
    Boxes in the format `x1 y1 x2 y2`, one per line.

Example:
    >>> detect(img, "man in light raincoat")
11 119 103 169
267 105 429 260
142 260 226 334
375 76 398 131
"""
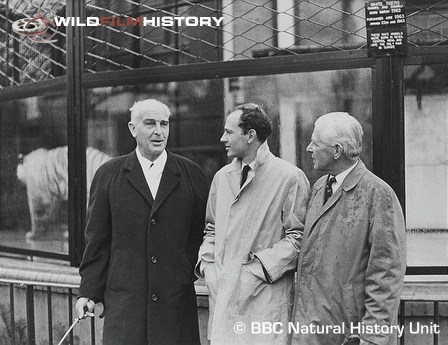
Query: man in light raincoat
195 103 310 345
291 112 406 345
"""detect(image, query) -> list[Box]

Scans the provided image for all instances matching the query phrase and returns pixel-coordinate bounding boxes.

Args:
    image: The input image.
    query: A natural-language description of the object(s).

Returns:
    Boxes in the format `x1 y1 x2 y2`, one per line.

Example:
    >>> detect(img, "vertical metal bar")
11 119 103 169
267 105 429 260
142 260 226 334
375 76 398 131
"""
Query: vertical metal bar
68 288 74 345
433 301 439 345
26 285 36 345
9 283 15 345
272 0 278 48
47 287 53 345
91 316 96 345
174 0 179 65
399 300 405 345
131 0 141 69
216 0 223 61
5 0 10 84
67 0 88 267
372 56 405 209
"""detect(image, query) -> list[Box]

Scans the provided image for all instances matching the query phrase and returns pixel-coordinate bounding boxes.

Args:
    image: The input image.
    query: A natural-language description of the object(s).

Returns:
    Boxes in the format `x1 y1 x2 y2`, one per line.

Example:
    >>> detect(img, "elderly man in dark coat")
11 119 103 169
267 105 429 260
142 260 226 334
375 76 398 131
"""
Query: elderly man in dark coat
75 99 208 345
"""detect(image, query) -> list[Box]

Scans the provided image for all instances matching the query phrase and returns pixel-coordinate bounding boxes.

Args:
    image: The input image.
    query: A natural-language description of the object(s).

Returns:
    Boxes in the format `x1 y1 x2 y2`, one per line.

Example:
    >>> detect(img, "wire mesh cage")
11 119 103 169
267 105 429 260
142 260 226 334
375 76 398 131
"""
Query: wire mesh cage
1 0 448 87
0 0 66 89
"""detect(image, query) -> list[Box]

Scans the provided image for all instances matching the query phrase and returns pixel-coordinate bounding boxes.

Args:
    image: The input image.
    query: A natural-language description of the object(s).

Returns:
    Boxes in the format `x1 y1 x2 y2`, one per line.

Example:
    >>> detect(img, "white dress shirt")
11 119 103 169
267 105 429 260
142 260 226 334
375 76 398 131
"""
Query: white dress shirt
332 159 359 194
135 148 167 199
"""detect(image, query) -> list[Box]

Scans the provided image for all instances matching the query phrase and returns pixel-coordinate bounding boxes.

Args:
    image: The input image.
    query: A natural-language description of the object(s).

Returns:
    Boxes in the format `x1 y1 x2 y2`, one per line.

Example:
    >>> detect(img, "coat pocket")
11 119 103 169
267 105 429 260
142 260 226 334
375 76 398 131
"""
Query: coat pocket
234 264 266 315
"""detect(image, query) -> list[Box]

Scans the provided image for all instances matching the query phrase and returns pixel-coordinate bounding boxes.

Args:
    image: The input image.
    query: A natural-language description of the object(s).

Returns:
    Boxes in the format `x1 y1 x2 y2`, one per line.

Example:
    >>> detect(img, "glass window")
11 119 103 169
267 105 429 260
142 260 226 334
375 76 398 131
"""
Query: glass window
405 64 448 267
0 93 67 255
86 82 226 183
235 69 373 185
85 68 372 189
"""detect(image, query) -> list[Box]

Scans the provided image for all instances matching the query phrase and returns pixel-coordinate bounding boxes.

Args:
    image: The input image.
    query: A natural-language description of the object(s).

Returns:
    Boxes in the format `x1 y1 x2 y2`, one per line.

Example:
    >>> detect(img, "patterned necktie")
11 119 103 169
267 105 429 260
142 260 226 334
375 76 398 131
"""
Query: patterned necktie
324 175 337 204
241 165 251 187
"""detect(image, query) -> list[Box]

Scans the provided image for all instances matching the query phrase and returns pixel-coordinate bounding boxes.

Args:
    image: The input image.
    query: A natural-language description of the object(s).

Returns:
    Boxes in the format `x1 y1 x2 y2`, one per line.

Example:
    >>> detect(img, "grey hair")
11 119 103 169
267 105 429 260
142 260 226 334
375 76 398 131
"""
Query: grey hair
314 112 363 158
129 99 171 122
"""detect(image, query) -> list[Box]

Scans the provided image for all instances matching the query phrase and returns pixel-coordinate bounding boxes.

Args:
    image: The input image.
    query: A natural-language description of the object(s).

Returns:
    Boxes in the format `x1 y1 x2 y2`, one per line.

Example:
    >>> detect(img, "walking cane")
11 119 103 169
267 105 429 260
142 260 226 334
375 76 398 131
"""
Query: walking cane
57 317 81 345
57 307 88 345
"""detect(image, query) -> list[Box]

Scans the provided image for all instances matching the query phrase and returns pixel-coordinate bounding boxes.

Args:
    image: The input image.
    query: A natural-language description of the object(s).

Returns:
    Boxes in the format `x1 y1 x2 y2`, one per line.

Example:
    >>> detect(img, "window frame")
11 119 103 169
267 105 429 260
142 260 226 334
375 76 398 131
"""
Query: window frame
0 0 447 271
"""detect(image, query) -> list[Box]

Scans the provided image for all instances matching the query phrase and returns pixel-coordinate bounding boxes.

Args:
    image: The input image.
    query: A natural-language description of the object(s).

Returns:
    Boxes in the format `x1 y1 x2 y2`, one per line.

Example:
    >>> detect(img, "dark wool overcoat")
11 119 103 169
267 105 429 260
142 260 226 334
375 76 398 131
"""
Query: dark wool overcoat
78 151 208 345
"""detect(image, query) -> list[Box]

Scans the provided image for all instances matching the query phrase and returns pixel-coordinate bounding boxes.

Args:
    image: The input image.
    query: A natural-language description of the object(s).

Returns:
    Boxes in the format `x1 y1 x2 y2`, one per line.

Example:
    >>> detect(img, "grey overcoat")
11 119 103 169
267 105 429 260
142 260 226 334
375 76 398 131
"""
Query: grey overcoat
292 160 406 345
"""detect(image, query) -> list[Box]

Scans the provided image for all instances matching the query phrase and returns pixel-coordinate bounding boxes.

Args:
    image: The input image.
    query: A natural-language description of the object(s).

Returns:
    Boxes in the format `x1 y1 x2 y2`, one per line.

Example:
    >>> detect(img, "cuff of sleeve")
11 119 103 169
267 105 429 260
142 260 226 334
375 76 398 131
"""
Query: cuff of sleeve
244 253 272 283
194 260 213 279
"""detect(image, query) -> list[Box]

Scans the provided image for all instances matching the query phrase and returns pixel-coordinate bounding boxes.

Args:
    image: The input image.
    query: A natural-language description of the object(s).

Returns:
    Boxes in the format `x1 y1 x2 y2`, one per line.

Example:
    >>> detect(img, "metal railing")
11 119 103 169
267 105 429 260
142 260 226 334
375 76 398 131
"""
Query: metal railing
0 278 96 345
399 299 446 345
1 276 447 345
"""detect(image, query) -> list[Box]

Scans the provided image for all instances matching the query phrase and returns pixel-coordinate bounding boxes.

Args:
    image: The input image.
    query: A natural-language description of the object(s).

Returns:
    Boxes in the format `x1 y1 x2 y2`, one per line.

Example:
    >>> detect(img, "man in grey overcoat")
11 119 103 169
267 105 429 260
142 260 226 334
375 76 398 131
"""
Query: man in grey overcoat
196 104 310 345
75 99 208 345
291 112 406 345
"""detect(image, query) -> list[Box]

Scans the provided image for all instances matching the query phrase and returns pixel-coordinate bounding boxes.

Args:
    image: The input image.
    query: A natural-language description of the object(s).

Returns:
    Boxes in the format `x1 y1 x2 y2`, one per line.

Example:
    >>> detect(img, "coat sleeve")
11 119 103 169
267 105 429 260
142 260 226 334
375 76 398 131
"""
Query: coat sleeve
78 164 112 302
250 169 310 283
186 165 208 275
194 175 218 278
361 187 406 345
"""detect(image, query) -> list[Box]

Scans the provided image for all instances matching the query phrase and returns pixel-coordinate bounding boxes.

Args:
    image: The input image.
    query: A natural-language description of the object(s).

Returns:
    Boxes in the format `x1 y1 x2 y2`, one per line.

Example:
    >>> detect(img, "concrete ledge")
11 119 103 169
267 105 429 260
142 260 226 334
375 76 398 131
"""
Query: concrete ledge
1 256 448 305
403 275 448 301
0 256 80 288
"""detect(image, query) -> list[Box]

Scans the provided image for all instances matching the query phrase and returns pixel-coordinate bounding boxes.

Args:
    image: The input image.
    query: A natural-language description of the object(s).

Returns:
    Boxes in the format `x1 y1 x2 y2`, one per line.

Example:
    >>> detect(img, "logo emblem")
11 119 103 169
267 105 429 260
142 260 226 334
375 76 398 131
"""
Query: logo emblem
12 12 57 43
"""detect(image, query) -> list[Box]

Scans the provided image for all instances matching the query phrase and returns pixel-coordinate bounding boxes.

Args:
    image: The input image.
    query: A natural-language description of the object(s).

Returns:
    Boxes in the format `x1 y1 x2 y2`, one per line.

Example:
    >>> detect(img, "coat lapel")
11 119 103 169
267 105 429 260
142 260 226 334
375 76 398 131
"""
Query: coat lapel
308 160 368 236
226 141 275 202
150 152 181 217
124 151 154 207
225 160 241 200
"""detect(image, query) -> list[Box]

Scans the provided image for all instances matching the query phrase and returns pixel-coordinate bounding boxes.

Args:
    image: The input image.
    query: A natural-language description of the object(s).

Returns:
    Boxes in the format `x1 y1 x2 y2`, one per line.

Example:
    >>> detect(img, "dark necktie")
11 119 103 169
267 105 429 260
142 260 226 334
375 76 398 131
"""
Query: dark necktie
241 165 251 187
324 175 337 204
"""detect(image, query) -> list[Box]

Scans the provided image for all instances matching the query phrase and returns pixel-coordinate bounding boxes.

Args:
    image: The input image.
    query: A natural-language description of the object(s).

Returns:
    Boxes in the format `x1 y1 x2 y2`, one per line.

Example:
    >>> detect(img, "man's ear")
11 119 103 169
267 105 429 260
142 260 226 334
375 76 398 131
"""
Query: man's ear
128 122 136 137
333 144 342 159
247 129 257 143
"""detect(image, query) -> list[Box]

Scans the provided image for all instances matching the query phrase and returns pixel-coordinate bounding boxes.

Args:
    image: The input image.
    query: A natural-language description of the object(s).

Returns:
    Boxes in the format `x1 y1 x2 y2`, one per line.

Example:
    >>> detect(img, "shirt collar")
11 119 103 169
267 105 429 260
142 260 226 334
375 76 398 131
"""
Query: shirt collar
334 159 358 185
241 160 255 172
135 147 167 172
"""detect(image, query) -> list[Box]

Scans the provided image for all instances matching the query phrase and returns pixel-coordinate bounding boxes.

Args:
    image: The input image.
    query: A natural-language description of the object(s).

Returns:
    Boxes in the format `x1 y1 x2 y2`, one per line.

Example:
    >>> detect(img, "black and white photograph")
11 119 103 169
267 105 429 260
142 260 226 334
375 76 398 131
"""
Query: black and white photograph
0 0 447 344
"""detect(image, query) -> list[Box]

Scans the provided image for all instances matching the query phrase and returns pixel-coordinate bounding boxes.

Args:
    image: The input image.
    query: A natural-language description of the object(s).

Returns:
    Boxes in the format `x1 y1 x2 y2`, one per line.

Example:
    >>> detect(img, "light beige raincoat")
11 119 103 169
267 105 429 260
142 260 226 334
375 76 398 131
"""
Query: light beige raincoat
196 143 310 345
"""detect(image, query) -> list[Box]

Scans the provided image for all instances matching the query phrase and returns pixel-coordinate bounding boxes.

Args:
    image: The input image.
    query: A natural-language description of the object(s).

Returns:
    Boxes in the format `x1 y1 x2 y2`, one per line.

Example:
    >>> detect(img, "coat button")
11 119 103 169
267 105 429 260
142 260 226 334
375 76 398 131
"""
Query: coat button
151 256 157 264
151 293 158 301
150 219 156 225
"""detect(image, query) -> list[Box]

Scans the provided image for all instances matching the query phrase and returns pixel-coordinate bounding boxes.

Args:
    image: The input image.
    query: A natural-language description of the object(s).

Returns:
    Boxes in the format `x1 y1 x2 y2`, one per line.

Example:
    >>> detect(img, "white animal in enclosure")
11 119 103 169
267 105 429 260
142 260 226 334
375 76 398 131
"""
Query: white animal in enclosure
17 146 111 240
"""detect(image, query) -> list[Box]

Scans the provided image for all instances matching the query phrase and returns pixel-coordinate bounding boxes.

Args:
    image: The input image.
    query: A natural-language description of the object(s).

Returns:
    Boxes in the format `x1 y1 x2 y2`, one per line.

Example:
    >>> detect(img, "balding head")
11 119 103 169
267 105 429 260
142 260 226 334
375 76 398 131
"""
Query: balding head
314 112 363 159
128 99 171 161
129 99 171 122
307 112 363 174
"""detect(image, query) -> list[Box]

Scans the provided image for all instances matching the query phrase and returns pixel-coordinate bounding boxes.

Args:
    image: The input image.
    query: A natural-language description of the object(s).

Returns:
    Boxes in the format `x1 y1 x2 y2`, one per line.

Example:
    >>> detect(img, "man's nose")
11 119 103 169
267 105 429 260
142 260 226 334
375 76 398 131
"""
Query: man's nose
154 123 162 135
220 133 226 142
306 143 313 152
